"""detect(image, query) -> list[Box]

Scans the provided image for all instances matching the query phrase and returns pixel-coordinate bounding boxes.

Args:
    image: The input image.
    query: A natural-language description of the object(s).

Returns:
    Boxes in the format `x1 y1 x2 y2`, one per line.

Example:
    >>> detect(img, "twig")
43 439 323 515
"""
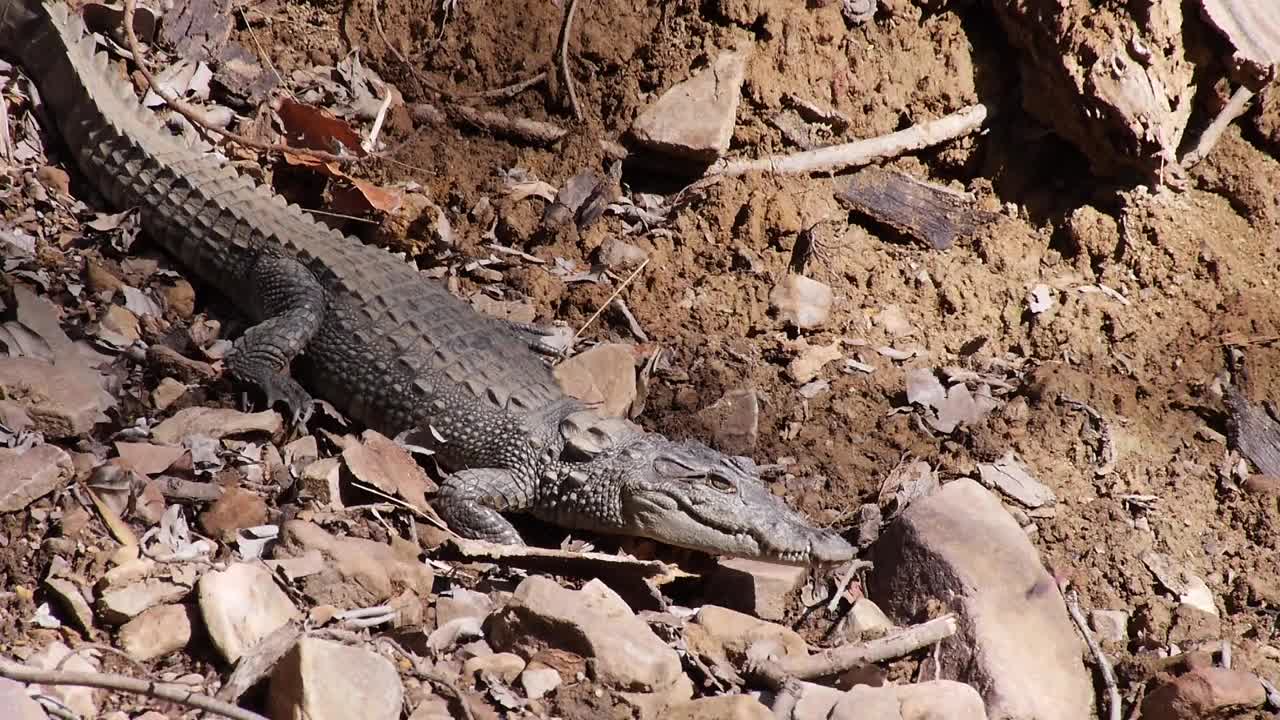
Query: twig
235 7 284 91
556 0 583 120
571 255 649 343
460 71 548 100
746 614 958 690
1065 590 1122 720
376 638 476 720
121 0 357 165
1060 397 1117 477
708 104 988 177
362 90 393 154
1180 85 1256 169
0 658 268 720
410 103 568 146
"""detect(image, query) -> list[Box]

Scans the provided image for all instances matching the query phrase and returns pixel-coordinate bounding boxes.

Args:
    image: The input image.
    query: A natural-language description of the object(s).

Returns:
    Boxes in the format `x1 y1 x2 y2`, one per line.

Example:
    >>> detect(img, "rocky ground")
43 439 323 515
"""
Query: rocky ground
3 0 1280 718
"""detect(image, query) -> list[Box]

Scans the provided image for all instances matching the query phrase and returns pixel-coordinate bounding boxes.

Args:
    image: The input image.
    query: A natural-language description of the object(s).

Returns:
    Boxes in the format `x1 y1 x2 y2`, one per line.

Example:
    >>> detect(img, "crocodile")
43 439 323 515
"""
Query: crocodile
0 0 855 564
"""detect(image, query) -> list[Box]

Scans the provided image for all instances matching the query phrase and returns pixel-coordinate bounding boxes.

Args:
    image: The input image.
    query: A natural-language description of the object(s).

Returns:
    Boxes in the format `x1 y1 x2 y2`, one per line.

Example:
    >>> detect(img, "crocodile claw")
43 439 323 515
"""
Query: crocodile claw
505 320 574 358
261 373 315 429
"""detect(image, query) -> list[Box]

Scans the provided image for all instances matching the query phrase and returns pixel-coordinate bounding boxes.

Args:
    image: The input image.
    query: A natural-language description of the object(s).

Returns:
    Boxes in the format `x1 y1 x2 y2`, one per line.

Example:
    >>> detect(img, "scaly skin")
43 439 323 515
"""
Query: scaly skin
0 0 855 564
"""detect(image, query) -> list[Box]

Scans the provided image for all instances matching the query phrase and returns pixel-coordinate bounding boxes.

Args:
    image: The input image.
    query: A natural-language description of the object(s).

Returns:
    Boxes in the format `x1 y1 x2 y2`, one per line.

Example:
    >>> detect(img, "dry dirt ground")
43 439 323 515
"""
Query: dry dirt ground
4 0 1280 716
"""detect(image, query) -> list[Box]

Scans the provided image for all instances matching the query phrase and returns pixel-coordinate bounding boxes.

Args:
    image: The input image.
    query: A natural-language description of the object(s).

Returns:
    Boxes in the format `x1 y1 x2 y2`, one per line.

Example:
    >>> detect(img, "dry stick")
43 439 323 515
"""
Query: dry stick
121 0 356 165
571 256 650 344
460 71 548 100
748 614 959 690
1180 85 1256 169
556 0 584 120
708 104 988 177
0 658 268 720
410 103 567 146
1065 590 1122 720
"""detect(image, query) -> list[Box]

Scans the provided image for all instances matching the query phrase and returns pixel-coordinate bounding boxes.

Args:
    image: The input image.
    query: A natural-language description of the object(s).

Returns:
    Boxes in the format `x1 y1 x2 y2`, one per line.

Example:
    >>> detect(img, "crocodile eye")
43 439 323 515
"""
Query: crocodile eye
707 474 735 492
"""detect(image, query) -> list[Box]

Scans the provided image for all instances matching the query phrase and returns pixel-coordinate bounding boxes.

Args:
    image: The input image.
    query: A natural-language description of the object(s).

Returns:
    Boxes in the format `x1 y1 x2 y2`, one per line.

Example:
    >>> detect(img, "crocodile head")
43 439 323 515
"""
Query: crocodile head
612 437 855 565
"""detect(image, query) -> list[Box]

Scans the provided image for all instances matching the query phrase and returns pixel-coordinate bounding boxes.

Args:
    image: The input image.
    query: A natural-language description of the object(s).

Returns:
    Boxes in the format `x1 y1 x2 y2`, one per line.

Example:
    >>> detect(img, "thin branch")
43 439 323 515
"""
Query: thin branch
410 103 567 146
1180 85 1256 169
1065 590 1122 720
0 658 268 720
556 0 584 120
746 614 959 690
459 71 548 100
571 256 649 344
122 0 358 165
709 104 988 177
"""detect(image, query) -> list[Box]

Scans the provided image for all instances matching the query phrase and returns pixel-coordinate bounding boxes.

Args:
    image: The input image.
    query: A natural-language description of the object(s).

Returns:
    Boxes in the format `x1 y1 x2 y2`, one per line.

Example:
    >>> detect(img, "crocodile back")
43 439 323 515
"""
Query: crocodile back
5 0 574 471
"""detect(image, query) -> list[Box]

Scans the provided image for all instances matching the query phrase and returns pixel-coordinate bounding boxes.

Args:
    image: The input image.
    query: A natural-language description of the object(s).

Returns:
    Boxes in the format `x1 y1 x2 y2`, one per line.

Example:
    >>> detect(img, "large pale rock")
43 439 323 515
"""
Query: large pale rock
486 577 684 694
629 47 749 163
705 558 807 621
276 520 434 607
0 676 49 720
667 694 772 720
827 681 989 720
0 444 72 512
269 637 403 720
1141 667 1266 720
118 604 194 661
97 578 191 624
868 479 1091 720
198 562 299 663
684 605 808 666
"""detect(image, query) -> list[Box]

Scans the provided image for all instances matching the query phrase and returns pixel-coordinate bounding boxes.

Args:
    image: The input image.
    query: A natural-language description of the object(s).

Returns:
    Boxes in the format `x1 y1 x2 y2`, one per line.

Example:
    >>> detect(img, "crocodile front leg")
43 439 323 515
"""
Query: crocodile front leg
225 252 327 424
436 468 530 544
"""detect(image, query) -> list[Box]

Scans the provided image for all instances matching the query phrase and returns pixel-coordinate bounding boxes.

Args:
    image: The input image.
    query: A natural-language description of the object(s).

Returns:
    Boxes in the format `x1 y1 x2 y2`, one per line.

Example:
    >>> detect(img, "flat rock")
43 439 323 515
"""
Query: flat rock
684 605 808 666
792 681 845 719
668 694 772 720
198 487 269 540
98 578 191 625
199 562 300 663
629 47 749 163
118 603 194 661
0 444 72 512
868 478 1091 720
269 637 403 720
787 341 843 384
437 588 494 626
276 520 434 607
462 652 526 682
849 597 895 639
520 666 562 699
151 377 188 410
1090 609 1129 643
486 576 684 694
705 559 807 621
771 274 834 330
0 676 49 720
43 577 95 634
0 357 112 438
27 641 101 717
114 441 186 476
151 407 282 445
1141 667 1266 720
829 680 988 720
554 343 638 417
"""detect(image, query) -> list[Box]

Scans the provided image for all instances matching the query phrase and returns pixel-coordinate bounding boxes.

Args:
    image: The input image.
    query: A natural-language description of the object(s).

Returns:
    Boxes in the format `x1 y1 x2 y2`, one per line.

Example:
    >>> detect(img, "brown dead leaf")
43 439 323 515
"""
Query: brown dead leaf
277 98 366 156
329 177 403 215
341 430 436 513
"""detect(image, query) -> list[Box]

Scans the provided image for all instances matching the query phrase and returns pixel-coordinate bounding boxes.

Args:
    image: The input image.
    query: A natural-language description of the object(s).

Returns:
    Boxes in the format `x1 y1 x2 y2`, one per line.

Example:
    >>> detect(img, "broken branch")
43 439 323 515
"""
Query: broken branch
556 0 584 120
1065 590 1122 720
410 103 568 146
0 658 268 720
709 104 988 177
1180 85 1256 168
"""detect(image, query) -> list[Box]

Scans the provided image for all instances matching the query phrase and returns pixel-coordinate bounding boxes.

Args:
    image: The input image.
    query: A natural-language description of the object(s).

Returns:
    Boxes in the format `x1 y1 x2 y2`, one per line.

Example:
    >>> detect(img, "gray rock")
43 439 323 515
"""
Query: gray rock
269 637 403 720
486 577 685 695
684 605 808 667
118 604 194 661
0 444 72 512
26 641 101 717
43 577 94 635
849 597 895 639
770 274 834 330
199 562 299 663
629 47 749 163
1089 609 1129 643
705 558 807 621
868 479 1092 720
436 588 493 626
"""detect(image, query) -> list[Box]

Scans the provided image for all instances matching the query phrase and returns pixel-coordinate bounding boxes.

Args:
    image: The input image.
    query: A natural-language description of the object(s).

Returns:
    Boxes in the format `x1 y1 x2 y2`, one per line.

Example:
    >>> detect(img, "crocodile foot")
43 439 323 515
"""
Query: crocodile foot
505 320 574 358
436 468 529 544
259 372 315 428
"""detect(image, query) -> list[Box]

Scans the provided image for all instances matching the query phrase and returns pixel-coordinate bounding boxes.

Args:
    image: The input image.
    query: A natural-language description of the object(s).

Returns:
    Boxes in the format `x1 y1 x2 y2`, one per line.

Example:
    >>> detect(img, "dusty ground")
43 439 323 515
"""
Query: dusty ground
4 0 1280 716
